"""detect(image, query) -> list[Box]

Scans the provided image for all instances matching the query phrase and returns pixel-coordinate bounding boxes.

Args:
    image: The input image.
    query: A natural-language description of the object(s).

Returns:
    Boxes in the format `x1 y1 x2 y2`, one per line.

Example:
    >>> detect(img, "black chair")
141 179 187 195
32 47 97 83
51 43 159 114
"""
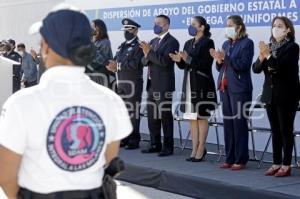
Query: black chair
293 104 300 167
173 104 191 150
247 94 267 162
254 100 300 168
139 104 150 143
140 102 185 149
173 103 224 161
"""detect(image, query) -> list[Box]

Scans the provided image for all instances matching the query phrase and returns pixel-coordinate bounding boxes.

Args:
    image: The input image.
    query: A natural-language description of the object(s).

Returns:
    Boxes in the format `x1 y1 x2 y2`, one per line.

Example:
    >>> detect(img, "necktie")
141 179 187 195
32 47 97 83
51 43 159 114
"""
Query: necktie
154 38 161 51
148 37 161 80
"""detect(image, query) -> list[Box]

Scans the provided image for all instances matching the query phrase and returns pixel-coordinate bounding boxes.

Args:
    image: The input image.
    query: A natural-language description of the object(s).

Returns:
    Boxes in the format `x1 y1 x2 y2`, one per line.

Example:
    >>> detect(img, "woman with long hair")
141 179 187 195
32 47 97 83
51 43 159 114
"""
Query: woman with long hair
86 19 114 88
210 15 254 170
253 16 300 177
170 16 217 162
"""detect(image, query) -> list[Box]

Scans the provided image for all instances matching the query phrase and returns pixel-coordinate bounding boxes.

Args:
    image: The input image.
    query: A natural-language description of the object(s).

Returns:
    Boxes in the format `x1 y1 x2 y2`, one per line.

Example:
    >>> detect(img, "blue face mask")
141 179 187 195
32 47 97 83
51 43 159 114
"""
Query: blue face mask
154 24 163 35
188 25 198 37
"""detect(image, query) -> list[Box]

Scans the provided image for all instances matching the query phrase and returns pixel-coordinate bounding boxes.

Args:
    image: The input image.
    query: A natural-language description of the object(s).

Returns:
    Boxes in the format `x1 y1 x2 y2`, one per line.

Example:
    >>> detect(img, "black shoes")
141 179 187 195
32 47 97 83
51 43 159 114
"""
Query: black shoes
186 157 194 162
121 140 140 150
120 141 127 148
125 140 140 150
186 148 207 162
141 146 162 153
191 148 207 162
158 147 173 157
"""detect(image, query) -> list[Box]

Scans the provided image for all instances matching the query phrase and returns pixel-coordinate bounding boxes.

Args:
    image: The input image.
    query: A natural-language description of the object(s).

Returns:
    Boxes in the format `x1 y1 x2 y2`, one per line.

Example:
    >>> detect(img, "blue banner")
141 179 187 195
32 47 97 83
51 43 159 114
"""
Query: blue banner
85 0 299 31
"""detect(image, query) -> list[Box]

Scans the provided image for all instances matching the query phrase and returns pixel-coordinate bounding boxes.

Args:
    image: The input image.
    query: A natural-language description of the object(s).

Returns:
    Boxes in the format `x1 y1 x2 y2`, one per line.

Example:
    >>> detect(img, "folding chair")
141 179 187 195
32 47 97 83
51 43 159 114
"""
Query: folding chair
140 103 186 149
256 102 300 168
139 104 150 143
208 104 225 162
293 131 300 168
173 104 189 150
247 94 265 161
293 104 300 167
173 103 224 160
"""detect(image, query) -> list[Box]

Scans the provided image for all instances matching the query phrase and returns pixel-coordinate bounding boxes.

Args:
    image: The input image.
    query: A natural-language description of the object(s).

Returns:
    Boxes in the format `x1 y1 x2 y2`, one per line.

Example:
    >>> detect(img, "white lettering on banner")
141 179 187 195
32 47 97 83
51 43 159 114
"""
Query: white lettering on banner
241 12 298 24
198 3 245 14
153 7 180 16
93 0 299 30
181 6 195 15
248 0 286 11
186 16 223 26
290 0 297 8
103 9 141 19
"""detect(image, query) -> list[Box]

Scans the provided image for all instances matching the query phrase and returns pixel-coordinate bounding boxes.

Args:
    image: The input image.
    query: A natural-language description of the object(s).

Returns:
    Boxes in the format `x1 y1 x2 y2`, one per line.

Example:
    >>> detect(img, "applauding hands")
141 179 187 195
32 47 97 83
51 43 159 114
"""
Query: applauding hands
258 41 271 62
209 48 225 64
139 41 151 57
169 51 189 62
106 60 118 73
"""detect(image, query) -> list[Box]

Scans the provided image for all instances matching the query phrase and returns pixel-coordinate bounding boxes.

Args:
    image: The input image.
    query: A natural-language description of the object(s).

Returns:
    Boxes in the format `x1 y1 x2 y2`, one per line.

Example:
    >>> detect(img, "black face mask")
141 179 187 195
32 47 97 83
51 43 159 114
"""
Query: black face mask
124 31 135 41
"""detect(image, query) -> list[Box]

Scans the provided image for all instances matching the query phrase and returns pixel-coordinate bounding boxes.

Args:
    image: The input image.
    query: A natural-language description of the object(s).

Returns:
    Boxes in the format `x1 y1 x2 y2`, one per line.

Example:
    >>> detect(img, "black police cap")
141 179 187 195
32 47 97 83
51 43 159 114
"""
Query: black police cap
121 18 141 30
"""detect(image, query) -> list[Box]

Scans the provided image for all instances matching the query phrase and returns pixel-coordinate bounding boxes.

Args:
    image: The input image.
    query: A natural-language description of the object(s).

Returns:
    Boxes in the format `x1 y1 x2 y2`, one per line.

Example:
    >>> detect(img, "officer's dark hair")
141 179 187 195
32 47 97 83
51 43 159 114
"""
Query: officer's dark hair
68 43 96 66
227 15 247 39
193 16 211 38
93 19 109 40
17 43 26 49
8 39 16 47
156 15 170 25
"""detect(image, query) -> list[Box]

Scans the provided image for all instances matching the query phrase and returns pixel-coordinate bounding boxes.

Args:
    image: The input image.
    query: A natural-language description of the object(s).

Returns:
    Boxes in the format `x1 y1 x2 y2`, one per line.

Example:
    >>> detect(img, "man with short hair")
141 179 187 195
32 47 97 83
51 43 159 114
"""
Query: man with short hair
140 15 179 157
3 39 22 92
17 43 38 88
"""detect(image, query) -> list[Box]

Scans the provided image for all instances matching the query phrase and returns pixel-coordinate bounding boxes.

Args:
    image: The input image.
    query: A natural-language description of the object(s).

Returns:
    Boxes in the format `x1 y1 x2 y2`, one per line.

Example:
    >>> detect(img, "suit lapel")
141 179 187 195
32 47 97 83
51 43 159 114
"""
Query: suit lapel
156 33 170 51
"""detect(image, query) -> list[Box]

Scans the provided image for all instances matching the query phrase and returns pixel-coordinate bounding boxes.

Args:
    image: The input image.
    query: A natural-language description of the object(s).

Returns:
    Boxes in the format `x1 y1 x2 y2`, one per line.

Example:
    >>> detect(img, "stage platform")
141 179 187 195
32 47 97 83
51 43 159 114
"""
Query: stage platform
117 139 300 199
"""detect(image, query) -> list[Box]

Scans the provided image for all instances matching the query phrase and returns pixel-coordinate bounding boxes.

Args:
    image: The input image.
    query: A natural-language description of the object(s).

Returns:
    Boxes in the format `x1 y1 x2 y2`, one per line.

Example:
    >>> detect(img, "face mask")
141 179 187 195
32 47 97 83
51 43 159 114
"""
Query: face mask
124 31 135 41
188 25 198 37
154 24 163 35
18 51 24 57
225 27 237 39
272 27 287 40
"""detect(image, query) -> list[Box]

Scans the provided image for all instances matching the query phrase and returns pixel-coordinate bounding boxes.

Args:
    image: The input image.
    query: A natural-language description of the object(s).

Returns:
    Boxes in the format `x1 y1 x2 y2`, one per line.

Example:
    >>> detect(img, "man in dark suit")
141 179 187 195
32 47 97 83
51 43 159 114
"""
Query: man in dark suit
107 18 144 150
3 39 22 93
140 15 179 157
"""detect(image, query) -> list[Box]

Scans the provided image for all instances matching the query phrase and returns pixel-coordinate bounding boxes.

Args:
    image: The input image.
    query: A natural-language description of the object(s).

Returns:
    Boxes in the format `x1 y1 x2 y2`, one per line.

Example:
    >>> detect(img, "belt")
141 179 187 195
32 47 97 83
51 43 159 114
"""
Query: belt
18 187 104 199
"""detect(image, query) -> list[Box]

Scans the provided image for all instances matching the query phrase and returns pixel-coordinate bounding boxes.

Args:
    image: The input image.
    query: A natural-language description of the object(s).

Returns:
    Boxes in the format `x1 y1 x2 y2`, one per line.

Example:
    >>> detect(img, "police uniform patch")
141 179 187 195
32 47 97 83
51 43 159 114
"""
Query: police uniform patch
47 106 106 172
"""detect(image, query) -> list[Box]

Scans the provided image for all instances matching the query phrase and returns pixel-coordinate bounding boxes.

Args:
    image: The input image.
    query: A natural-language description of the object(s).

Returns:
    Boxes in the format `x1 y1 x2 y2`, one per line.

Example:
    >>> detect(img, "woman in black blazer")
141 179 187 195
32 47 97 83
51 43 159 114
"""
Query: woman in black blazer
170 16 217 162
253 16 300 177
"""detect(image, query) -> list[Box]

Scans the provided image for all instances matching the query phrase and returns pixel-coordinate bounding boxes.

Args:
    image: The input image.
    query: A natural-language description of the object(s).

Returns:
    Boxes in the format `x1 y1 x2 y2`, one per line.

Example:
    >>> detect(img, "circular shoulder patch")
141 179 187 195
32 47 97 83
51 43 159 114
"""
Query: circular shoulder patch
47 106 106 171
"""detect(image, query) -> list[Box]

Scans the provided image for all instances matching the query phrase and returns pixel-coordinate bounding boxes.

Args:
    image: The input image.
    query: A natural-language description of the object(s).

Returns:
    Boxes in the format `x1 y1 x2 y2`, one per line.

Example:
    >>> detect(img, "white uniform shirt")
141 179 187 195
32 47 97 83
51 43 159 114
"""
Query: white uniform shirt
0 66 132 194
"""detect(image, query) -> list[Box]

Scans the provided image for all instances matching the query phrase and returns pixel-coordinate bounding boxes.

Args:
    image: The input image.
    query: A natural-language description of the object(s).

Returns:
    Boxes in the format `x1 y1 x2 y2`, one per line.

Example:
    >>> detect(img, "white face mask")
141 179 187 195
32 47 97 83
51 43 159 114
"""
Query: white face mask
19 51 24 57
225 27 237 39
272 27 287 40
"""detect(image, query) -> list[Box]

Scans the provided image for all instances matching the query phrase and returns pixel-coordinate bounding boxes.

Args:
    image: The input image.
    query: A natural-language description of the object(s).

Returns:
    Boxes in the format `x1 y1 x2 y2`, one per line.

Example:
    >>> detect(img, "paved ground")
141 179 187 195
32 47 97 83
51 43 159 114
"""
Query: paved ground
117 181 192 199
0 181 192 199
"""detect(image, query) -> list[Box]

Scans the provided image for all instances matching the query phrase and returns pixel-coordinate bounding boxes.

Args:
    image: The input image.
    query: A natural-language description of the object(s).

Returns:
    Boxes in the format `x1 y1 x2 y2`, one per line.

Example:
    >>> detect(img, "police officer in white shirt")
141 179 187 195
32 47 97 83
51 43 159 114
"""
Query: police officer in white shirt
0 9 132 199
